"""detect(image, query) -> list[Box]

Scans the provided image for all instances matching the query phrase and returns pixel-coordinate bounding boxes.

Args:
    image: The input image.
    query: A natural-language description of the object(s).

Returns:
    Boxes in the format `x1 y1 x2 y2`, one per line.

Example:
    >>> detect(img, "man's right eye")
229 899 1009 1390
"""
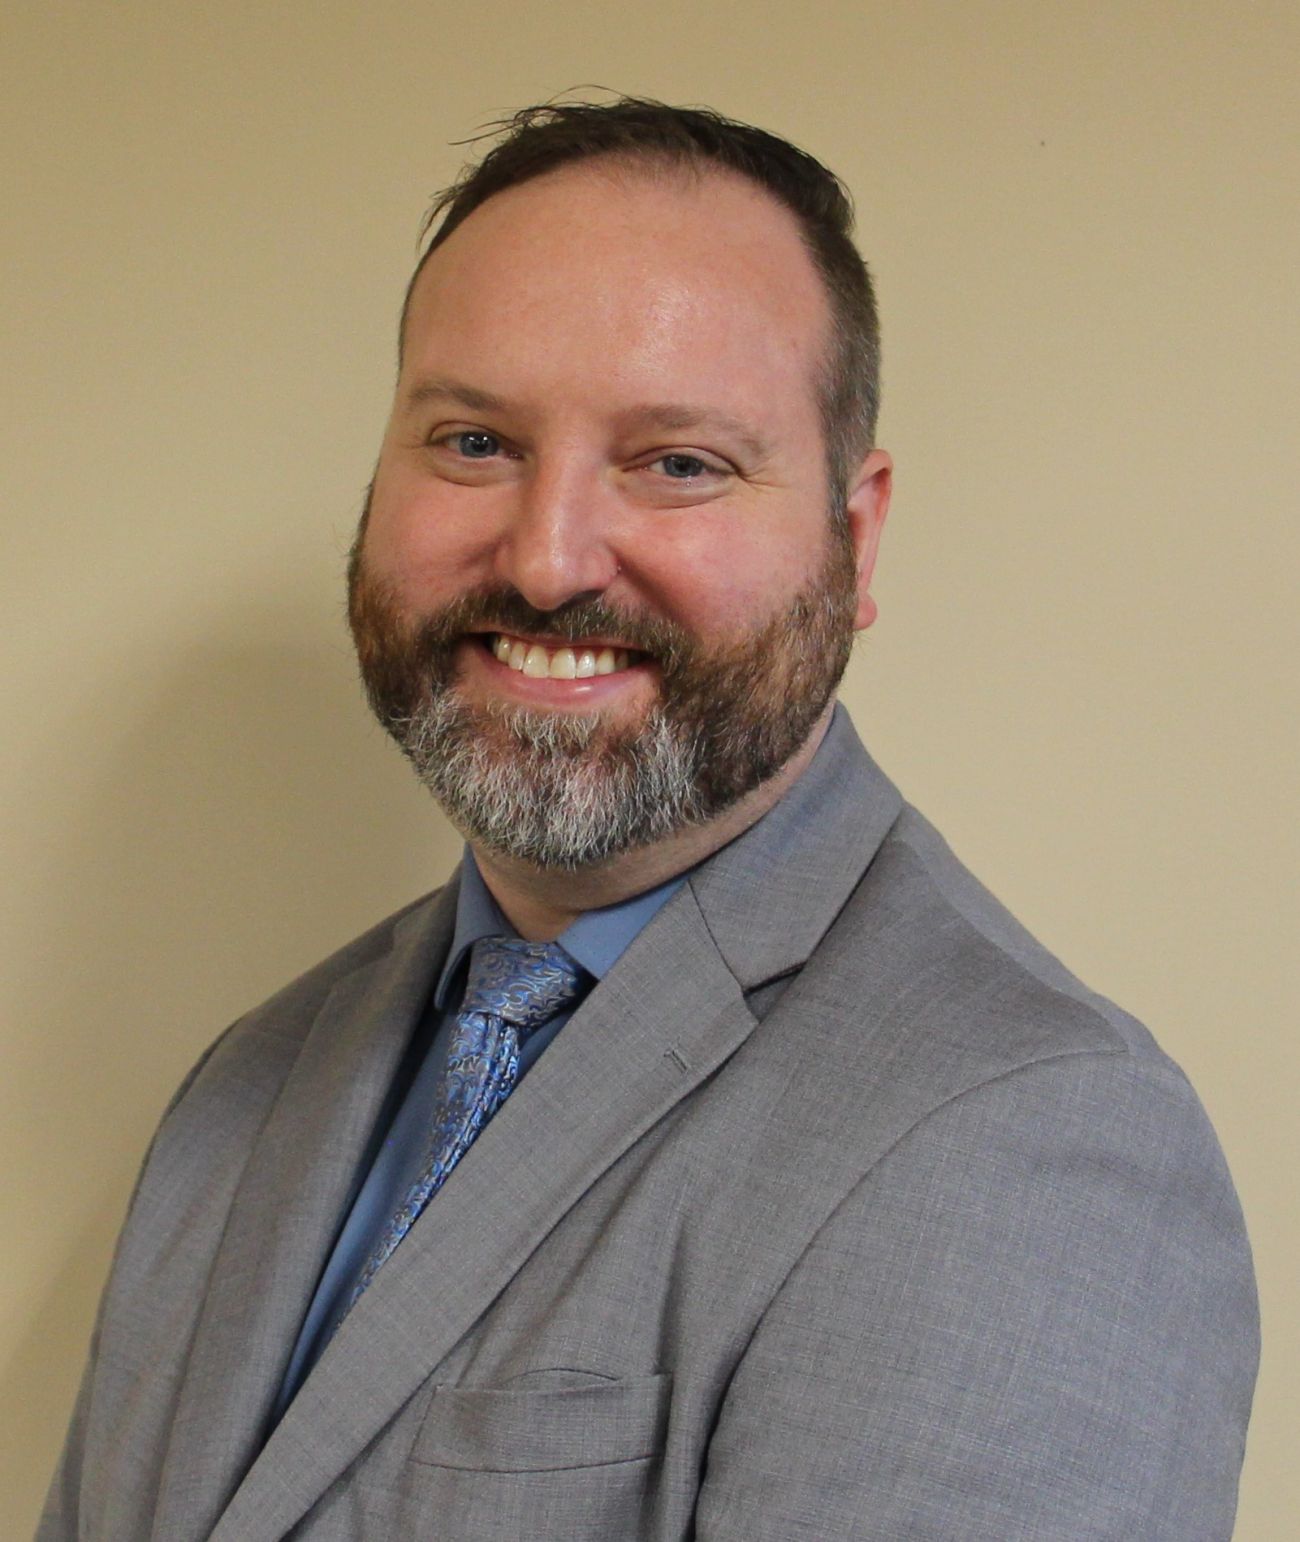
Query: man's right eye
448 430 501 459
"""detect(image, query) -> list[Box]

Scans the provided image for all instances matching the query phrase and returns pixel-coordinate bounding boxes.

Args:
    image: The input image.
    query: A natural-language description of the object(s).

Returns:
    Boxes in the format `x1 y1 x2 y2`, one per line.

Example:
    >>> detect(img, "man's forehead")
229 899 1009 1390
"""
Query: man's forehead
406 160 828 342
399 161 832 426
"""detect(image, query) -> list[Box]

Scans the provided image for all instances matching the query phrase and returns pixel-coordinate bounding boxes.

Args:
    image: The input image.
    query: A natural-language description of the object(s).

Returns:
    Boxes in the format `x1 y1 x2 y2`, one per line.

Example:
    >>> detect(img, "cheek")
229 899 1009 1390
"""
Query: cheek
629 516 822 632
363 476 491 595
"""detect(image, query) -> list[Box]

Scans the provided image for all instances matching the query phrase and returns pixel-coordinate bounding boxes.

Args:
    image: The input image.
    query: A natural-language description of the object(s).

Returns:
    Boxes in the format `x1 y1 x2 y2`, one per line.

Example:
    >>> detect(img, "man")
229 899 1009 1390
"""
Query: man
43 99 1257 1540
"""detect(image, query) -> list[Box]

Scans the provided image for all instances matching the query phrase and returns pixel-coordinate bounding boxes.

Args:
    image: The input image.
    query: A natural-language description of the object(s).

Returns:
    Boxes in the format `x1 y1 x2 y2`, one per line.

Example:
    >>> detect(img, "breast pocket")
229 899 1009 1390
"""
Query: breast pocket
397 1373 671 1539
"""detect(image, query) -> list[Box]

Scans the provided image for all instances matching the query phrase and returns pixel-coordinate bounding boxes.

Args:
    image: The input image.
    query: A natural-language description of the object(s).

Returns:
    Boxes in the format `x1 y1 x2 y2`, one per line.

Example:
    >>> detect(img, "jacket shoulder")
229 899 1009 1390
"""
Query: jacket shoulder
822 800 1170 1072
734 797 1223 1204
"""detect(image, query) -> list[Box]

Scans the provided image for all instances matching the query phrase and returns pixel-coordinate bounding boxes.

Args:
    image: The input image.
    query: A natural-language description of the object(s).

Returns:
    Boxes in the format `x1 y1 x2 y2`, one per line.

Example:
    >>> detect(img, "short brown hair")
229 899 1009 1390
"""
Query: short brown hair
399 96 881 500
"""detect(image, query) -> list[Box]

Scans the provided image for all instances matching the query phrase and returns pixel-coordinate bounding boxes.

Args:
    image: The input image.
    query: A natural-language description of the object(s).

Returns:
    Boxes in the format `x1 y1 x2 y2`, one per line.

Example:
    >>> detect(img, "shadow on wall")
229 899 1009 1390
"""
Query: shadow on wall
6 599 460 1519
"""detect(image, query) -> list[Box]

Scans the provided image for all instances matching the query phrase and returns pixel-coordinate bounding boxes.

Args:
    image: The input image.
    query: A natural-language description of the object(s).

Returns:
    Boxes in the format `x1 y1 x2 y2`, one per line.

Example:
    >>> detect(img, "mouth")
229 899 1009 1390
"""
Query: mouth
478 630 644 681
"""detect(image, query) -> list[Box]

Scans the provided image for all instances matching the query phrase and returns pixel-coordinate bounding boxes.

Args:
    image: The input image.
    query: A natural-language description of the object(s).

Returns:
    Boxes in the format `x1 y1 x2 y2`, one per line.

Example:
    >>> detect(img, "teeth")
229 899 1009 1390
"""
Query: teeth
490 634 635 679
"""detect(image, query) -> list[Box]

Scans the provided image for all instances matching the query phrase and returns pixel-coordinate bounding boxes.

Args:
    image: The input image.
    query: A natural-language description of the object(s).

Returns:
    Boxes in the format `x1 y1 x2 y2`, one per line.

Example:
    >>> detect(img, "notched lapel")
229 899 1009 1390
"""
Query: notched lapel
211 884 758 1542
692 704 903 990
151 884 457 1542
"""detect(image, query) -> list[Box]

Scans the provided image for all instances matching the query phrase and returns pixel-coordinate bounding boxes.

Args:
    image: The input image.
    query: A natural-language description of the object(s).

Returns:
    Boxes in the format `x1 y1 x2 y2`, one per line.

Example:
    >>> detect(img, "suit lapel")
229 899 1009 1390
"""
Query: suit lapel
209 706 902 1542
211 882 756 1541
150 884 458 1542
689 705 903 989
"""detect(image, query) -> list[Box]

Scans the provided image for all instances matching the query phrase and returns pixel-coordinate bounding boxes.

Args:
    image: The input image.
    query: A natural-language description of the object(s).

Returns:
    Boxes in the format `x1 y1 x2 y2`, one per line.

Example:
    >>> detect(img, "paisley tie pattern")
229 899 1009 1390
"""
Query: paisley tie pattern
346 936 588 1308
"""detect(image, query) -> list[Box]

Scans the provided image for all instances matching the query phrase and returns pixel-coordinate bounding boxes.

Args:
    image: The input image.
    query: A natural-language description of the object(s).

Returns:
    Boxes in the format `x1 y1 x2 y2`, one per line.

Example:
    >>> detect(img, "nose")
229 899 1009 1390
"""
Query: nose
492 459 620 613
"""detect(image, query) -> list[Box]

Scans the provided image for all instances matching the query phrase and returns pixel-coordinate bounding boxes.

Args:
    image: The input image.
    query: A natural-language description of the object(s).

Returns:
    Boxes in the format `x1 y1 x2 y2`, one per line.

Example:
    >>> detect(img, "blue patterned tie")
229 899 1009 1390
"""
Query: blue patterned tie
346 936 588 1307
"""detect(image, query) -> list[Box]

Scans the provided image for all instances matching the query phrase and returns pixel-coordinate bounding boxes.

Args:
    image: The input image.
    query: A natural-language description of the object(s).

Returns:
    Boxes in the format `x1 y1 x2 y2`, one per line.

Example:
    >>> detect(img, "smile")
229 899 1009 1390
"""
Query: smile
486 632 639 680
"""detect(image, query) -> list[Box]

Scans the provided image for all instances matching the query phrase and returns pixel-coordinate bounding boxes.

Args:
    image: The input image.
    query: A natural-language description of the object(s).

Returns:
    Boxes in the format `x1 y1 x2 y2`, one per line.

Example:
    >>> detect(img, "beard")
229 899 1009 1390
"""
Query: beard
347 528 858 871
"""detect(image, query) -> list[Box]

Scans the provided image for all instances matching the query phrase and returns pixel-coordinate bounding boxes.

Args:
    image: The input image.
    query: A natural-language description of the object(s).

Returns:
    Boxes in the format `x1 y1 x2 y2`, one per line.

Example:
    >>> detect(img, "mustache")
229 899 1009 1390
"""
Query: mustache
406 585 697 672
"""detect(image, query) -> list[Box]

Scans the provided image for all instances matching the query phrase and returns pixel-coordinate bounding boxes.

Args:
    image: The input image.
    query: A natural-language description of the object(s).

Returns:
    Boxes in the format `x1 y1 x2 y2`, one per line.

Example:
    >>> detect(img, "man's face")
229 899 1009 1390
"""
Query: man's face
350 160 888 868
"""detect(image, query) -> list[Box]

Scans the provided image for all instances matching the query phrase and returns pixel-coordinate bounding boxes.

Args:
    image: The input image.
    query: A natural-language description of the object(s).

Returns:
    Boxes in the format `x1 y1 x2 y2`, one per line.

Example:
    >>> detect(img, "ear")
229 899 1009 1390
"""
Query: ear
843 448 892 630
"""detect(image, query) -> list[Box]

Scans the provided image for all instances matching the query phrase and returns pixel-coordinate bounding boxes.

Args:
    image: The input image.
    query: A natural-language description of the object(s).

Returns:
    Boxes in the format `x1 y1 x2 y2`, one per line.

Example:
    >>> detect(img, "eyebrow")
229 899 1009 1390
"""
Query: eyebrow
402 376 510 415
614 404 771 464
402 376 771 463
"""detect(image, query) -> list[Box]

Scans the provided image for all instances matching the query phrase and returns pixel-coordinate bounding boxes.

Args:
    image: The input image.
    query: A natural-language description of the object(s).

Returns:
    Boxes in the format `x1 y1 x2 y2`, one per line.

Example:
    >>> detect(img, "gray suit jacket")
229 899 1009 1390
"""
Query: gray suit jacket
41 709 1258 1540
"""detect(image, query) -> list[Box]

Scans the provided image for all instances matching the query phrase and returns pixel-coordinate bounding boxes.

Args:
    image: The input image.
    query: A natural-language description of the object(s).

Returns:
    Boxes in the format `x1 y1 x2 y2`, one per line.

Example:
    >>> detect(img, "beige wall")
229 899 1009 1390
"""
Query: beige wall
4 1 1295 1534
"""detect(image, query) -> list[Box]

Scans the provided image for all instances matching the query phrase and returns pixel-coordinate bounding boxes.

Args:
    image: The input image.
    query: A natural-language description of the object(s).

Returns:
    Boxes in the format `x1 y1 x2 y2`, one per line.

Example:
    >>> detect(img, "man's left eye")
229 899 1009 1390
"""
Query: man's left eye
652 453 719 479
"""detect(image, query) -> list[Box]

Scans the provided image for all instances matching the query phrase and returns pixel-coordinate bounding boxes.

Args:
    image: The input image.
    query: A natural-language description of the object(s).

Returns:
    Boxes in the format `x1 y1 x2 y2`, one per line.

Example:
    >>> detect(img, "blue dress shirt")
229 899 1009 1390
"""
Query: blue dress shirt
272 851 685 1421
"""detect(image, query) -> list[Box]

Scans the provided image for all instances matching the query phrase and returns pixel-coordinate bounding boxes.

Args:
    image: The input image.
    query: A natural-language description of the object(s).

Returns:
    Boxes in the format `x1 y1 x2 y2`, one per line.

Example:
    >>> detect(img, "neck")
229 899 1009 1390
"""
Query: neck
469 704 834 941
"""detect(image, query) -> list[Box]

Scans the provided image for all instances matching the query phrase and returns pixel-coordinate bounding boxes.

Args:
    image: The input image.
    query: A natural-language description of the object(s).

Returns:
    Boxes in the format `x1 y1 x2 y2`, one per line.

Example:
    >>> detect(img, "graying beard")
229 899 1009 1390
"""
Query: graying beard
395 695 706 869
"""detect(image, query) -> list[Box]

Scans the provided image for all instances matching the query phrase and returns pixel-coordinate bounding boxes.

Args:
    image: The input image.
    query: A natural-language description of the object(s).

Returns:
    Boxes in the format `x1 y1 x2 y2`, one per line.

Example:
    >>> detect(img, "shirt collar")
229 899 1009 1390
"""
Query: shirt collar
433 847 687 1010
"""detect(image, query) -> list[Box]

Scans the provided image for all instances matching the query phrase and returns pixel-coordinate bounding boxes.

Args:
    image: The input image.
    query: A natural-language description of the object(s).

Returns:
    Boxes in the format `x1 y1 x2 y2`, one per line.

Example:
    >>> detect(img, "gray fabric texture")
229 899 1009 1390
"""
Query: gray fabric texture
39 706 1258 1540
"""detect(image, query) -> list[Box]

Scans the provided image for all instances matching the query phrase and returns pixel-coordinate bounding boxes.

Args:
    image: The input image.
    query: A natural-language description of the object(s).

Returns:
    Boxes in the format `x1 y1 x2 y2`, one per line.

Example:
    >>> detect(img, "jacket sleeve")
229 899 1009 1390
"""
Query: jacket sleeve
36 1023 239 1541
695 1051 1258 1541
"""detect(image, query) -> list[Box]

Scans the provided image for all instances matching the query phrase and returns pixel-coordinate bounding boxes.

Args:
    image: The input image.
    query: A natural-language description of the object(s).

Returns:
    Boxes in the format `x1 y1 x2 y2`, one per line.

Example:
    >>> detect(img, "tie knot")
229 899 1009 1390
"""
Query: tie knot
461 936 589 1034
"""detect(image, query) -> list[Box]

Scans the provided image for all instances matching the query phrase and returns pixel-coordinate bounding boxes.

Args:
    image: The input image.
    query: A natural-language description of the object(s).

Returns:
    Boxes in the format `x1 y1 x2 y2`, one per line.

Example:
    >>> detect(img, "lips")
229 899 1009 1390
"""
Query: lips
486 631 639 680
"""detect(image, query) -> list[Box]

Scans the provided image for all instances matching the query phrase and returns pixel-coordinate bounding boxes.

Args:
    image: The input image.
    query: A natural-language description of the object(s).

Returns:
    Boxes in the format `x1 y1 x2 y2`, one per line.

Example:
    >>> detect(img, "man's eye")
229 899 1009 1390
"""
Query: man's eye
449 430 502 459
652 453 720 480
